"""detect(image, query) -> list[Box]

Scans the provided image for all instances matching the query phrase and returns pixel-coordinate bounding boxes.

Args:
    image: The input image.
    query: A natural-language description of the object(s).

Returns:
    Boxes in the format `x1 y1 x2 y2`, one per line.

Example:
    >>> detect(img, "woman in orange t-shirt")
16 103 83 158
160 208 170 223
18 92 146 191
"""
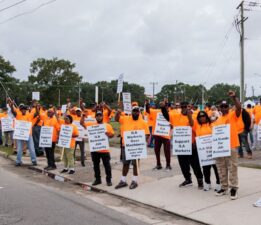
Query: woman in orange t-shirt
194 111 220 192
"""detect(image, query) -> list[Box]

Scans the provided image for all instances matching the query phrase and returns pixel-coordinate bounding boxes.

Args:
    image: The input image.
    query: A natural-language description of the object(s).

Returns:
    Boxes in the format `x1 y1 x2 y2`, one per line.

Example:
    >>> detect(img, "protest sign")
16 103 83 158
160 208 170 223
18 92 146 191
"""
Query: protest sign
13 120 32 141
87 124 109 152
117 74 124 93
212 124 231 158
39 126 53 148
32 92 40 100
196 135 216 166
124 130 147 160
173 126 192 155
154 113 170 137
1 118 13 132
57 125 73 148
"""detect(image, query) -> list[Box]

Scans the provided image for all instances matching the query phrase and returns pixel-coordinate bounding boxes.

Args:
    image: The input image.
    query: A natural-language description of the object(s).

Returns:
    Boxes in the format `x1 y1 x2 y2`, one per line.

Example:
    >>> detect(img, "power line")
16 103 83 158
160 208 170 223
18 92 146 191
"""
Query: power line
0 0 57 25
0 0 26 13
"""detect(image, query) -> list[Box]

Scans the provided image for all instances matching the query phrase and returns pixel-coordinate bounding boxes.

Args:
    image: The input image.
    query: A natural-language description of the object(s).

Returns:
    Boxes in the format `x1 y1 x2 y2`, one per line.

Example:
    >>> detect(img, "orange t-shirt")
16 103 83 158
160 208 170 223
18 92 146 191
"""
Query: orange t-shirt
103 108 111 123
253 105 261 125
62 123 79 149
213 111 239 149
236 110 244 134
15 112 33 135
43 117 61 142
121 117 149 145
193 121 212 137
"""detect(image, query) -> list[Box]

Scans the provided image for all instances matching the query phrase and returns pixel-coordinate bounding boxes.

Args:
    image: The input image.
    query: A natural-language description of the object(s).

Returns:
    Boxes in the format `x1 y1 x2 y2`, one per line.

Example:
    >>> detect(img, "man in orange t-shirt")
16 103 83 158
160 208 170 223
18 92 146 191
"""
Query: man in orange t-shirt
252 98 261 150
81 110 114 186
161 101 203 189
9 100 37 166
214 91 241 200
115 106 149 190
43 109 61 170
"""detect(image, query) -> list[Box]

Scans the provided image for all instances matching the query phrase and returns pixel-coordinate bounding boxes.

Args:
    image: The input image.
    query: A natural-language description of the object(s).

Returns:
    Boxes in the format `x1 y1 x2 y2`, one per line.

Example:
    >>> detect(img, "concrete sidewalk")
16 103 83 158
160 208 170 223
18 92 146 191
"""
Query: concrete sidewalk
1 146 261 225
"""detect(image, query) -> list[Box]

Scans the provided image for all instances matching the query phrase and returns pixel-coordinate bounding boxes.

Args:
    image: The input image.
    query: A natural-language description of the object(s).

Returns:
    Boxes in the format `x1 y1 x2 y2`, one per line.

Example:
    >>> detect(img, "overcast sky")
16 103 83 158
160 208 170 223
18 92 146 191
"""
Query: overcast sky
0 0 260 97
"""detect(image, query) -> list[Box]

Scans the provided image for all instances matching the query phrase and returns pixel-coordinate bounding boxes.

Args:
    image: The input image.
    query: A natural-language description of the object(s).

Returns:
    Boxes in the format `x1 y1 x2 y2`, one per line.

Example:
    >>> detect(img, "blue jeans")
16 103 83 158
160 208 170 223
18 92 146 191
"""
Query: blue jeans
16 136 37 164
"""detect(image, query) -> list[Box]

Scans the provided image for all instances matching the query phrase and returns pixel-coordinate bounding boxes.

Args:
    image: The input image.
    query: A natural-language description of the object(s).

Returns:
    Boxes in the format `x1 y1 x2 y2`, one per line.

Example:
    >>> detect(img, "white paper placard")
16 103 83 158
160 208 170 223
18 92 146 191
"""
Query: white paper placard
61 105 67 114
172 126 192 155
124 130 147 160
57 125 73 148
73 121 88 141
196 135 216 167
257 120 261 141
13 120 32 141
32 92 40 100
123 102 132 115
87 124 109 152
1 118 13 132
95 86 99 103
212 124 231 158
39 126 53 147
122 92 131 103
117 74 124 93
154 113 170 137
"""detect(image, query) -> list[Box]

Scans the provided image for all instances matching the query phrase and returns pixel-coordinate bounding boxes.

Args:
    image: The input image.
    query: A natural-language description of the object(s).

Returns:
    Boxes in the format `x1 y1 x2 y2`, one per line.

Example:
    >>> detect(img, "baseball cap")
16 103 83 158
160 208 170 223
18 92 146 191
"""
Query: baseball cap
132 106 140 111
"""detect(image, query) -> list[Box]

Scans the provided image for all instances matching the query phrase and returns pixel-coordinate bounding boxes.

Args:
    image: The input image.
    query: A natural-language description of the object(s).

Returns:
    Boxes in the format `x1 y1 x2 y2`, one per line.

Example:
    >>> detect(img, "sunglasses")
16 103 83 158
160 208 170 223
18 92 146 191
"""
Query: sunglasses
198 115 206 118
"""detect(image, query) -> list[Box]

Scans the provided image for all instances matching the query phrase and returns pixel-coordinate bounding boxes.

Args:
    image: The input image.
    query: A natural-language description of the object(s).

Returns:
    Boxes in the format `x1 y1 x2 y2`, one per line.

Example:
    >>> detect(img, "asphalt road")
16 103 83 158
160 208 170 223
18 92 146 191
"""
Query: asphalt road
0 157 148 225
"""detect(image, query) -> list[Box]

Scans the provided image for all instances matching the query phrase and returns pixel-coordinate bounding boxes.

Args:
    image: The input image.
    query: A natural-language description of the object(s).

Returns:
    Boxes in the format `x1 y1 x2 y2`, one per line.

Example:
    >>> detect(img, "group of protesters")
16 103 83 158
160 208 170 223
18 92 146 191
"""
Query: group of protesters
0 91 261 200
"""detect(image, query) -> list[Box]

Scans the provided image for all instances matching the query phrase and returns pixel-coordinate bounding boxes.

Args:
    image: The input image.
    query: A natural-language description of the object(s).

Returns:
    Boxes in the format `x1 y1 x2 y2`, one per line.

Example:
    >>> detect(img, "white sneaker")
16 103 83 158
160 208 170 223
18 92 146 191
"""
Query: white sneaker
215 184 221 192
204 183 211 191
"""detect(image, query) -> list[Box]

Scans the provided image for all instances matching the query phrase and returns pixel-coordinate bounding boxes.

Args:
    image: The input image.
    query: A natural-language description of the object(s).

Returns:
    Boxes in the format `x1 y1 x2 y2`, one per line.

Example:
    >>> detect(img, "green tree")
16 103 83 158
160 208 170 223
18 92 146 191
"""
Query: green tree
206 83 240 105
28 58 82 104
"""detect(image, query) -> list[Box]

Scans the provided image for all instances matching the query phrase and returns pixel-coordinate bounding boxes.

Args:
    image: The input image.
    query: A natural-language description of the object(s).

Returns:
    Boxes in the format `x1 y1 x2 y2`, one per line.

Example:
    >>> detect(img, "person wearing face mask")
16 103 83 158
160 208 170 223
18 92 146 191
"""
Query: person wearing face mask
114 106 149 190
214 91 241 200
194 111 220 191
161 101 204 189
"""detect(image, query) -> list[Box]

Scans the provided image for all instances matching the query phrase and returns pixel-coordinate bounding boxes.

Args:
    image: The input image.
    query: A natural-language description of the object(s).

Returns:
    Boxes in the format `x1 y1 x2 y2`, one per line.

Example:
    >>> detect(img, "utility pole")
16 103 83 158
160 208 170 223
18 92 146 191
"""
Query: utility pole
252 86 255 99
58 89 60 106
236 1 248 104
78 84 81 106
150 82 158 101
201 86 205 105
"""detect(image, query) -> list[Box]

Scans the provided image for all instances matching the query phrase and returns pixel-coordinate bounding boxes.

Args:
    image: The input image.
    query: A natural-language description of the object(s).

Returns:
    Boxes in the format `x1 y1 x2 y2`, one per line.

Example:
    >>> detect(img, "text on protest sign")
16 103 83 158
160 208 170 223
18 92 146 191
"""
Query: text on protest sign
13 120 32 141
123 130 147 160
196 135 216 167
57 125 73 148
39 126 53 148
73 121 88 141
84 116 96 123
172 126 192 155
212 124 231 158
1 118 13 132
117 74 124 93
87 124 109 152
153 113 170 137
123 103 132 115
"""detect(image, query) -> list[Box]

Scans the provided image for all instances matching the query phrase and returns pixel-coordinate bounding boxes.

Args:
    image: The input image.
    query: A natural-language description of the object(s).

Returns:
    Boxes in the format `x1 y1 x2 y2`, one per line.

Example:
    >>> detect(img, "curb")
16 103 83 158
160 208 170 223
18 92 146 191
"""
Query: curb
1 152 205 225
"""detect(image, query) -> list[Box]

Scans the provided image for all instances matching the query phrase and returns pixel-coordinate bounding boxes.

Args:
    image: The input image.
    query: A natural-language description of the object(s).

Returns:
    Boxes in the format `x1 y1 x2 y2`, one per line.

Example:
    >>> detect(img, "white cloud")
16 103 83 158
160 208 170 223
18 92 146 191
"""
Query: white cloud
0 0 260 97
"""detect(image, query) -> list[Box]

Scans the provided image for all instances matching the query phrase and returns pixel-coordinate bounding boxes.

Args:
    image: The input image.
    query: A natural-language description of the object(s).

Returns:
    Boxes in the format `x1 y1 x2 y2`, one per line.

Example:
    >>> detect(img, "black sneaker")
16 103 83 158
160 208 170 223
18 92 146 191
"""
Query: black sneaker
81 162 85 167
153 165 162 170
115 181 128 189
44 166 51 170
197 179 204 190
68 170 75 174
15 162 22 167
32 161 37 166
107 181 112 186
92 180 102 186
46 166 57 171
60 169 68 173
215 189 227 196
179 180 192 188
230 188 238 200
129 181 138 189
165 165 172 171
